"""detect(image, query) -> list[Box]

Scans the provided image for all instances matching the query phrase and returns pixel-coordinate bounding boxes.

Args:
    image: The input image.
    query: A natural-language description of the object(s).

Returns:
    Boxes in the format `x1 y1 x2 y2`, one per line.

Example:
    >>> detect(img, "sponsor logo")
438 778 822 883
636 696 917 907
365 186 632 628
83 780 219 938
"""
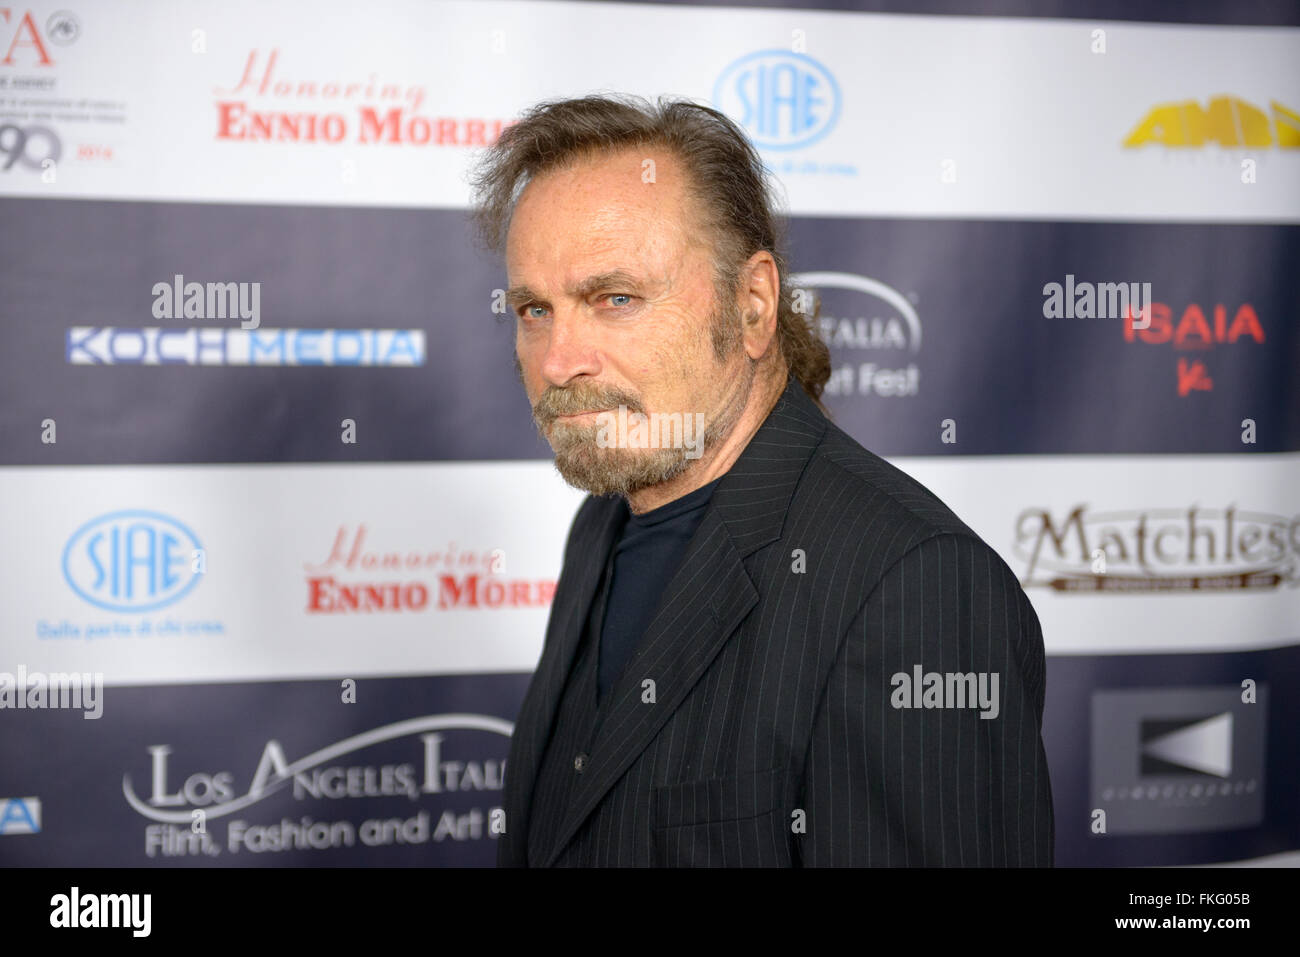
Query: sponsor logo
66 327 425 365
304 525 556 613
62 510 203 612
1014 504 1299 592
1122 300 1264 397
0 8 55 66
123 715 510 856
793 271 921 398
1141 714 1233 777
0 122 61 172
1124 96 1300 149
0 796 41 835
214 49 510 147
2 9 123 163
44 11 78 47
713 50 841 151
1091 685 1265 834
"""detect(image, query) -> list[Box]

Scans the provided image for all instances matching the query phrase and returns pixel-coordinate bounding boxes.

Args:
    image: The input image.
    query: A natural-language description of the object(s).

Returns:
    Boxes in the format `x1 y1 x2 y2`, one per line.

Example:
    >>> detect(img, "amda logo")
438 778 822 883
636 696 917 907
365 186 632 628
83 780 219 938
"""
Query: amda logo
1124 96 1300 149
62 511 204 612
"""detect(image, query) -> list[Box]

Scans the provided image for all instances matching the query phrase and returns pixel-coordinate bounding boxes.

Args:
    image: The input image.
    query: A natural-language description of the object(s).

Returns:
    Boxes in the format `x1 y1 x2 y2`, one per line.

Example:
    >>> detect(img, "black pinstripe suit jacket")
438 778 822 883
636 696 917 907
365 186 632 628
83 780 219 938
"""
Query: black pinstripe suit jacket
499 376 1054 866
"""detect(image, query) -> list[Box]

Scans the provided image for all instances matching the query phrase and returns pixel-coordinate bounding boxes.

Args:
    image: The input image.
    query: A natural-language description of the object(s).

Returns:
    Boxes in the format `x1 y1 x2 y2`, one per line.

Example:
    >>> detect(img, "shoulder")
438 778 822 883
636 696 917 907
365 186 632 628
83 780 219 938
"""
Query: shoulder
800 418 974 541
792 422 1042 663
786 417 1019 592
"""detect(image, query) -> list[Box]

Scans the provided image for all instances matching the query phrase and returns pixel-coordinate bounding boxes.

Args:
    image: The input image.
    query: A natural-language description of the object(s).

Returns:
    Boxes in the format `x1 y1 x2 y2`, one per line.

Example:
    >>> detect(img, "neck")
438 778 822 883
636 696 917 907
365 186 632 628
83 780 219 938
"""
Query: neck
625 366 789 515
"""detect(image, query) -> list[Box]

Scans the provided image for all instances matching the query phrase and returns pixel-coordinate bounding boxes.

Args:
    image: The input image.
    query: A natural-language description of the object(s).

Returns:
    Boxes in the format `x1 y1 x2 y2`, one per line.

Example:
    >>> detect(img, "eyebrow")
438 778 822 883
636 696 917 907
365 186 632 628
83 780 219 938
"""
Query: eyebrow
505 270 646 310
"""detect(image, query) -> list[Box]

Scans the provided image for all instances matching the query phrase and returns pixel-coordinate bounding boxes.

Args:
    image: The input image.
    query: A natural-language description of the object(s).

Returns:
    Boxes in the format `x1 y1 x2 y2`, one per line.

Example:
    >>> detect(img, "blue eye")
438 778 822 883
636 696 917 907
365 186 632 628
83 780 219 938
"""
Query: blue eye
523 305 546 319
607 294 632 307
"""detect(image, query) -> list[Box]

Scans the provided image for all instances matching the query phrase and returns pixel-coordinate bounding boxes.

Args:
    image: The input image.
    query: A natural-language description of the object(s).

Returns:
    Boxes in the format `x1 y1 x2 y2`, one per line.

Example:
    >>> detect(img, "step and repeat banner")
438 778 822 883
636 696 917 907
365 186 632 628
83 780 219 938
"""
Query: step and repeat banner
1 1 1297 867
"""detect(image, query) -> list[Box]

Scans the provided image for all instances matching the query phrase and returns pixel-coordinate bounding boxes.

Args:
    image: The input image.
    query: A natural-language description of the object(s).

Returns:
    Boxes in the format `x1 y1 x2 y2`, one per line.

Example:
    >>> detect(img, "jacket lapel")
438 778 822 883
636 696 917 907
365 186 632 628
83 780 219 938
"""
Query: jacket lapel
541 377 828 865
502 493 626 864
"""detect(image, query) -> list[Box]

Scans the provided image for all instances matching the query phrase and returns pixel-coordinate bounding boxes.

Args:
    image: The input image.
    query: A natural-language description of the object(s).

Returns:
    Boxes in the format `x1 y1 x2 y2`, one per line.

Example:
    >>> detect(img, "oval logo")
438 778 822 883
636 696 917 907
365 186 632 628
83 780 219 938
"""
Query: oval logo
62 510 203 612
713 50 841 150
791 272 922 353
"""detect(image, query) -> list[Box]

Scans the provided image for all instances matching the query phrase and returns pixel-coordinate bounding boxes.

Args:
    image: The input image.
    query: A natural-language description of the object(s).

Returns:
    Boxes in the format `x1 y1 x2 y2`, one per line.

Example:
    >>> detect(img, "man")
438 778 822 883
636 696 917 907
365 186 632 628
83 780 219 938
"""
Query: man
470 94 1054 866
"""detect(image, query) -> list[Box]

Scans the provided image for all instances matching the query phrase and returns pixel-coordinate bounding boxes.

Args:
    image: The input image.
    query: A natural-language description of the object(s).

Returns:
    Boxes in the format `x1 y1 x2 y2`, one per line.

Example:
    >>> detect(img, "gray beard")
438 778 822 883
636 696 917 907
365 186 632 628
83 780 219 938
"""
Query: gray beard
542 358 755 498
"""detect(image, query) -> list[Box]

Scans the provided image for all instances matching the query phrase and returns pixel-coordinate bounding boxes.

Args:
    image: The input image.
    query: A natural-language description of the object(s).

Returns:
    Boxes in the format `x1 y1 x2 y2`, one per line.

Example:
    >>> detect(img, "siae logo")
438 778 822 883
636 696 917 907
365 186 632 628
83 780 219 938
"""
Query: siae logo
713 50 841 150
62 510 203 612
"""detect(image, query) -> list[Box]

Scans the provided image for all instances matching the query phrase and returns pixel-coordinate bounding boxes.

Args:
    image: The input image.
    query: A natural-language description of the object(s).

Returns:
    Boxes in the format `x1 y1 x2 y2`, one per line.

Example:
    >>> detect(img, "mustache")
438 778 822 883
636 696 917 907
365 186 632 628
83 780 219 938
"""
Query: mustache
533 383 644 426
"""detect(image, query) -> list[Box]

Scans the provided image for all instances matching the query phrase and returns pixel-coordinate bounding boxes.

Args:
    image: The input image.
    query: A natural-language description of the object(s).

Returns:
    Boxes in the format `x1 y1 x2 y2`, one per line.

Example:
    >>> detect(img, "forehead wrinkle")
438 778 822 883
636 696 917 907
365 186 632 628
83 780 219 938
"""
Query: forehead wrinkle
505 154 704 308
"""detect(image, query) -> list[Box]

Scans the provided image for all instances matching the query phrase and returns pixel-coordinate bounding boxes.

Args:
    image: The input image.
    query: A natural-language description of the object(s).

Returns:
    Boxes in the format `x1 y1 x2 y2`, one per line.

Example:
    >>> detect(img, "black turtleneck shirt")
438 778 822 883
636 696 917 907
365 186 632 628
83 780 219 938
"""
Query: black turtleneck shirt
594 477 722 700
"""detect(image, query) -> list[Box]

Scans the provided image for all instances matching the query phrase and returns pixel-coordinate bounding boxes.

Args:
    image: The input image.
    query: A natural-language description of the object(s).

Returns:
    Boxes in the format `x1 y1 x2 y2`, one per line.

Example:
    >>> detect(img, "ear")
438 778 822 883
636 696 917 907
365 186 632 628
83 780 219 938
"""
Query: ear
740 251 780 360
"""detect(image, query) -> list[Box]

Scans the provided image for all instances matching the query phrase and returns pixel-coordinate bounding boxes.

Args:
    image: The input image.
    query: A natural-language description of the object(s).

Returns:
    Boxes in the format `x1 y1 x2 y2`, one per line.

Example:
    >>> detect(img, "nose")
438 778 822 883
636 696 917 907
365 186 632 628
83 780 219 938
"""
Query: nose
538 308 600 387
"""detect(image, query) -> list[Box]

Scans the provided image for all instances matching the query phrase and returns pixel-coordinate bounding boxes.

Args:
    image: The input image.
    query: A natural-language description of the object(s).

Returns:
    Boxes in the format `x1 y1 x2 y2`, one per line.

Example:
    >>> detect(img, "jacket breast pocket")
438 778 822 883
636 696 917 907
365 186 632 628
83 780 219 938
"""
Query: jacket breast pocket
651 765 790 867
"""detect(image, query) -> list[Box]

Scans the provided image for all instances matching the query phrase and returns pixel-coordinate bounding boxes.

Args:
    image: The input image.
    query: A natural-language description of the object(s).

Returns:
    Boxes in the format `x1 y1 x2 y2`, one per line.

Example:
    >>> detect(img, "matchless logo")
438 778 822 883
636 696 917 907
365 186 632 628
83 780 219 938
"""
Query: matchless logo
1013 505 1299 593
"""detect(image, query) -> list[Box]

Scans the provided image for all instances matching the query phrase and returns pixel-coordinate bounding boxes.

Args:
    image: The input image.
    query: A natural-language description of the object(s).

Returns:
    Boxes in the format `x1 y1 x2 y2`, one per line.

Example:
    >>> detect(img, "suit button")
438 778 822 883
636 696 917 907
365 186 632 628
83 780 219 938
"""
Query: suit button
574 753 588 773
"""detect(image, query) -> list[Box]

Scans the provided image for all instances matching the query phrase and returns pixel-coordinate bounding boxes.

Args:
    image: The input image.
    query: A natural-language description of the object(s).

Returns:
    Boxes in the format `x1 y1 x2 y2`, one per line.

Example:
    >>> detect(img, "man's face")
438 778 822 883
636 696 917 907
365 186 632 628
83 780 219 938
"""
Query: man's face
506 147 754 497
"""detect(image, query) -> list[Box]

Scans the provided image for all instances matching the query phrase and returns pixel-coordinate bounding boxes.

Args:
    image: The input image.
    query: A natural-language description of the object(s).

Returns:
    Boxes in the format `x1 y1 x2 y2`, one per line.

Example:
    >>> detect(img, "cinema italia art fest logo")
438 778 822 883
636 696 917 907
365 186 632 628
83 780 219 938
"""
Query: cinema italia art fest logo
792 272 923 399
1014 504 1300 592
